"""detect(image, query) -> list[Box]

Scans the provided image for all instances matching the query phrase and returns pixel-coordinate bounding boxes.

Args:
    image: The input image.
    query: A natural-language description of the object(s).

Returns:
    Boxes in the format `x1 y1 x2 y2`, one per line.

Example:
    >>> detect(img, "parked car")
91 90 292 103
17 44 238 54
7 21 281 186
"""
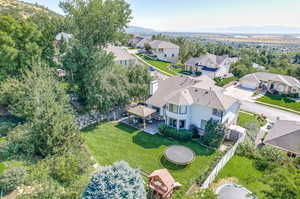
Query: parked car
148 66 156 71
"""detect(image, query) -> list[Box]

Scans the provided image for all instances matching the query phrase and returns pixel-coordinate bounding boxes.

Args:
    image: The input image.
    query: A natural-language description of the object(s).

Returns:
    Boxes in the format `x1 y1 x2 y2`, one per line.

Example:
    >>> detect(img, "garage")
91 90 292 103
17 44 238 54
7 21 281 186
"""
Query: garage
239 74 259 90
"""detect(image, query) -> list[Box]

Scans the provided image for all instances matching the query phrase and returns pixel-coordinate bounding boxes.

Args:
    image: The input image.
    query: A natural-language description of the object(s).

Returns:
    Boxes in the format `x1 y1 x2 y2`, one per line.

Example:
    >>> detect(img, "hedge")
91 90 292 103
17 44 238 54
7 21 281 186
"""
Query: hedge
158 124 192 141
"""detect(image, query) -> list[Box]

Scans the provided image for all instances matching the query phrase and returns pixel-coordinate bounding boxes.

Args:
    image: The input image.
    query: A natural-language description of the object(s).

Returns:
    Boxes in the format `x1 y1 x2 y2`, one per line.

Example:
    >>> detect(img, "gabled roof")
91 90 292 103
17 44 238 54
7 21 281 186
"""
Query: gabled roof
185 53 236 68
127 105 156 118
240 72 300 88
148 169 175 191
149 40 179 49
105 45 136 61
265 120 300 154
146 75 238 110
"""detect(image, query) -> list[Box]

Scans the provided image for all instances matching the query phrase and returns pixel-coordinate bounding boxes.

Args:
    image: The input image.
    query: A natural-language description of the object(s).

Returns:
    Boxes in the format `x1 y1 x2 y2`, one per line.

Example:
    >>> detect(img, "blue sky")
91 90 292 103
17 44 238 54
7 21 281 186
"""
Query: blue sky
24 0 300 32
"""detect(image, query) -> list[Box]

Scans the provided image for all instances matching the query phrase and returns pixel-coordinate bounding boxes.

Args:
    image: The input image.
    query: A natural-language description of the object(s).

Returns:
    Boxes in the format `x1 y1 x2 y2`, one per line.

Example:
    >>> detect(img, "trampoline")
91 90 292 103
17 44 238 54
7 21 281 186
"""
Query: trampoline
216 184 257 199
164 145 195 165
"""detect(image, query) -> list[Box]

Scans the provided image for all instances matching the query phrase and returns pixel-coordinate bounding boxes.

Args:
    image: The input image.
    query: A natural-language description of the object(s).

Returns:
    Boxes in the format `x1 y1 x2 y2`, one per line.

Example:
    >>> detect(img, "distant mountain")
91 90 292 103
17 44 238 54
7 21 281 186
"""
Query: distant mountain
126 26 157 34
211 26 300 34
0 0 61 18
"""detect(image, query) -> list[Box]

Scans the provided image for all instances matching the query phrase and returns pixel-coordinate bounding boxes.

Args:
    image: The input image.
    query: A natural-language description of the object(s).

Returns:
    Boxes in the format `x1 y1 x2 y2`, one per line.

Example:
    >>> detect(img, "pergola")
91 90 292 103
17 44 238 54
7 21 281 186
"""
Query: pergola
127 105 156 129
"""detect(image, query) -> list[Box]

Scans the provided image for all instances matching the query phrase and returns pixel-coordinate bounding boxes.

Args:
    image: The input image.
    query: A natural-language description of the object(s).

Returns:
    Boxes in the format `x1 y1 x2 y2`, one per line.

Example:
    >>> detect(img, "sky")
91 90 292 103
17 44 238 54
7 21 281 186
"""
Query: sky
23 0 300 32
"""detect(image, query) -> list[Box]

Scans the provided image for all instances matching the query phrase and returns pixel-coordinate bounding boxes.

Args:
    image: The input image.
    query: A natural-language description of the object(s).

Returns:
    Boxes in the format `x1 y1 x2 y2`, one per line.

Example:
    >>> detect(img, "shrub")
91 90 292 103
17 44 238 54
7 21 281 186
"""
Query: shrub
82 161 146 199
236 140 257 158
254 158 278 171
195 71 202 76
158 124 192 141
200 119 225 148
0 116 22 137
190 124 200 138
0 167 26 195
258 145 285 162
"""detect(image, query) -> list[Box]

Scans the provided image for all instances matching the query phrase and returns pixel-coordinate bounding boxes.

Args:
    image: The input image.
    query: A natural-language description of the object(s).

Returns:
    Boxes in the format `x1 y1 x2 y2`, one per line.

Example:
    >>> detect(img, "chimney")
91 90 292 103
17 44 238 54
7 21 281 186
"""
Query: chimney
150 80 159 96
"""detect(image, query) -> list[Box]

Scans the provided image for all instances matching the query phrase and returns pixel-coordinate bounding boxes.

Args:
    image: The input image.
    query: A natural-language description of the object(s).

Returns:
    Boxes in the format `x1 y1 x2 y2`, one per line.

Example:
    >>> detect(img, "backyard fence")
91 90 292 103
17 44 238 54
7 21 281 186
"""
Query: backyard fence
201 132 246 188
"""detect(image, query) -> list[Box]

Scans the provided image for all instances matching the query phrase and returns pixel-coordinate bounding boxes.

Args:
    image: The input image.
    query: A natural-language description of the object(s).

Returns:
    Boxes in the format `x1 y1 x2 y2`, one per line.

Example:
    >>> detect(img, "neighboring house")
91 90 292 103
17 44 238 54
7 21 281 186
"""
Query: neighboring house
148 40 180 63
185 53 239 79
105 45 139 66
252 63 265 70
239 72 300 94
136 38 152 49
265 120 300 156
146 75 240 130
128 35 144 47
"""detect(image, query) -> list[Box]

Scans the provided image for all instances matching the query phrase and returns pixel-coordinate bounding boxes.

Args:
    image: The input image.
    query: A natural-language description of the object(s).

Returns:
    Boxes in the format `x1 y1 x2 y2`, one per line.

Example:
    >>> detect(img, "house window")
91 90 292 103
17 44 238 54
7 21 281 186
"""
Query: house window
179 105 187 115
200 120 207 130
179 120 186 129
168 104 178 113
172 54 175 57
212 108 223 117
292 88 298 93
164 54 167 57
169 118 177 128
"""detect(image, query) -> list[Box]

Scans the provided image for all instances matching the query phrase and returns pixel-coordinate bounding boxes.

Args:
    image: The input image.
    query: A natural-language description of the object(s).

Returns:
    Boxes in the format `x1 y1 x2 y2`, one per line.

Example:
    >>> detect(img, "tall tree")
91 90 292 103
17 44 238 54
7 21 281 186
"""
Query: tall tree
0 16 42 80
0 64 82 157
82 161 146 199
60 0 132 49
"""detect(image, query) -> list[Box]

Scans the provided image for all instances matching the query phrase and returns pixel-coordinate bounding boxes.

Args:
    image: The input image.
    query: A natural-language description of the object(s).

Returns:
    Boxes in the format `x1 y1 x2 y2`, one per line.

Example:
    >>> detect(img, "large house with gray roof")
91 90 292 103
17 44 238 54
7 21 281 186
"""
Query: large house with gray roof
149 40 180 63
185 53 239 79
240 72 300 94
146 75 240 130
105 45 139 66
265 120 300 156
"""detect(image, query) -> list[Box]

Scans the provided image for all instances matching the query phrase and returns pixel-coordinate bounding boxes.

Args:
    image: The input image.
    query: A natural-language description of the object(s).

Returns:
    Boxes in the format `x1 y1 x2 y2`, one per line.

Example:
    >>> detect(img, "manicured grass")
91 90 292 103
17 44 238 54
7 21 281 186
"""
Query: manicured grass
215 156 270 198
139 55 178 76
82 122 218 193
238 112 267 128
0 137 6 143
257 93 300 112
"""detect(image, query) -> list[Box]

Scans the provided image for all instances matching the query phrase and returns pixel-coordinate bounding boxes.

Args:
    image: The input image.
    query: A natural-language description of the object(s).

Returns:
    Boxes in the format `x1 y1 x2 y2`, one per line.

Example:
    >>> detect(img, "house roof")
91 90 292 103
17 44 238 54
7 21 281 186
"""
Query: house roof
148 169 175 191
136 38 152 47
240 72 300 88
146 75 238 111
127 105 156 118
149 40 179 49
105 45 136 61
185 53 237 68
265 120 300 154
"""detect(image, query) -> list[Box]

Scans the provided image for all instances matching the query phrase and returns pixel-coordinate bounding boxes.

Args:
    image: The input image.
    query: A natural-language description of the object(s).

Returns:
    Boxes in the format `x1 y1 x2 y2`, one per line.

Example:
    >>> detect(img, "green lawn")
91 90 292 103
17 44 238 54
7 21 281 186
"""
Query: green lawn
238 111 267 128
257 93 300 112
82 122 218 193
139 55 178 76
0 162 5 175
215 156 270 198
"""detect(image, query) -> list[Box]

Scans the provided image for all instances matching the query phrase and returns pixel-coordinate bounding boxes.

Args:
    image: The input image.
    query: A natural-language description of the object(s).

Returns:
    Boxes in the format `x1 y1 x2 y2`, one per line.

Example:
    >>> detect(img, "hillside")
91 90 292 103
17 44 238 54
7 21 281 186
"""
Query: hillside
126 26 157 34
0 0 60 18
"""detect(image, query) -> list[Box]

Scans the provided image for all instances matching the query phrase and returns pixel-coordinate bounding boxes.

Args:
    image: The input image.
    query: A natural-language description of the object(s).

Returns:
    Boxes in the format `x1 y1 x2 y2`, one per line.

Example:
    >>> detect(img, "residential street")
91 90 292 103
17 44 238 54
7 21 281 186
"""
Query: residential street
241 100 300 122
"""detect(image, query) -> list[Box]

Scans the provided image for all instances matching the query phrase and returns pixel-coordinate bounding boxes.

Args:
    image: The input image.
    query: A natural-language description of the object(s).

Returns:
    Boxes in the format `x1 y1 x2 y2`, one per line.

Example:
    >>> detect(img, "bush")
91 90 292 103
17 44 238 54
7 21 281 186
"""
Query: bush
254 158 278 171
0 116 22 137
236 140 257 158
195 71 202 76
258 145 285 162
200 120 225 148
0 167 26 195
158 124 192 141
190 124 200 138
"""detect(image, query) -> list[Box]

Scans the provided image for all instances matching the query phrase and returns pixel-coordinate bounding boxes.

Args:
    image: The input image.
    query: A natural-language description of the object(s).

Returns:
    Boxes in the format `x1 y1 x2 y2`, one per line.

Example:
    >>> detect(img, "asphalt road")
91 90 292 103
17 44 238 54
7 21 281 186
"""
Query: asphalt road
241 100 300 122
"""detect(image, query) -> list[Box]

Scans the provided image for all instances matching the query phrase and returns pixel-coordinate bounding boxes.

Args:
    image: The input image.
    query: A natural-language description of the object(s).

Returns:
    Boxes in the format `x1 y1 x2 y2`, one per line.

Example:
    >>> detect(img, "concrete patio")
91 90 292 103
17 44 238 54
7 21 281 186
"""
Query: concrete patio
121 117 164 135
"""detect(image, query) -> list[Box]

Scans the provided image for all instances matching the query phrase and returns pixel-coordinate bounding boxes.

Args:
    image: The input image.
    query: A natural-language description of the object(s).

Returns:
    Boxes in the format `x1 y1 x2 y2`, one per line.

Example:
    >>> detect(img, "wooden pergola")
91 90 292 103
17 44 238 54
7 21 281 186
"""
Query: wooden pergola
127 105 156 129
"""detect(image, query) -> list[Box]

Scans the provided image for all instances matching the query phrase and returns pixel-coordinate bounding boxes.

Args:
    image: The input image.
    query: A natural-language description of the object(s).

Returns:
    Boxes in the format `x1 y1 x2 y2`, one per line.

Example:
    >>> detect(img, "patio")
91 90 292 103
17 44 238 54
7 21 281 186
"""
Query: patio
123 105 165 135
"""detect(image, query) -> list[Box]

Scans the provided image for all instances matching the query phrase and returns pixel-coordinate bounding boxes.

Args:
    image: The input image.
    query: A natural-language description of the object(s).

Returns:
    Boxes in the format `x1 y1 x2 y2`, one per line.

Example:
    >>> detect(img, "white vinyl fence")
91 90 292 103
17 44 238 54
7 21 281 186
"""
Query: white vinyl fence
201 132 246 188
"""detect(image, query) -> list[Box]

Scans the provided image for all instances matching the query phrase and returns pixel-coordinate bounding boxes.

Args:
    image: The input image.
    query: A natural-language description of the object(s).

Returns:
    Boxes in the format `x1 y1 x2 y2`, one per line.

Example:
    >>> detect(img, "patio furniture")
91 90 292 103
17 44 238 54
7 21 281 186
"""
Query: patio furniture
164 145 195 165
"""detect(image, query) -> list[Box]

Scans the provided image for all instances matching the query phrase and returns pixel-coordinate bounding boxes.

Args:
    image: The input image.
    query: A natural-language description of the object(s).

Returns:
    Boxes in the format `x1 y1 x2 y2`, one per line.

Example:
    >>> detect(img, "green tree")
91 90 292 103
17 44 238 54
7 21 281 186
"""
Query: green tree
82 161 146 199
201 119 226 148
0 16 42 80
60 0 132 49
0 64 82 157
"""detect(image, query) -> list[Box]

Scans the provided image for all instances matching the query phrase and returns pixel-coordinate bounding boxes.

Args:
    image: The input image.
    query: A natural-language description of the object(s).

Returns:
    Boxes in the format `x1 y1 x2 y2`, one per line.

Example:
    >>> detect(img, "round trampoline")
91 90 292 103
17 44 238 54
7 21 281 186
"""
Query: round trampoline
216 184 257 199
164 145 195 165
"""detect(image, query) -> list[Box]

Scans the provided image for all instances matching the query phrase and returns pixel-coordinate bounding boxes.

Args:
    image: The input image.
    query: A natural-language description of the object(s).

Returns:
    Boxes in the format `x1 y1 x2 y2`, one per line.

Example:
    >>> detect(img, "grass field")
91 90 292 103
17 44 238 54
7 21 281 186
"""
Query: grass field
139 55 178 76
237 111 266 128
257 93 300 112
82 122 218 193
215 156 270 198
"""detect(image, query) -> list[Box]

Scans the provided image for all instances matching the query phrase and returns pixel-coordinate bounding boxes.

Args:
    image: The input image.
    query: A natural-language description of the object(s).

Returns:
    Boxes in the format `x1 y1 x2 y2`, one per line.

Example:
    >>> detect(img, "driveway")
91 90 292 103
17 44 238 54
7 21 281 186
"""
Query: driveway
224 85 256 102
224 85 300 122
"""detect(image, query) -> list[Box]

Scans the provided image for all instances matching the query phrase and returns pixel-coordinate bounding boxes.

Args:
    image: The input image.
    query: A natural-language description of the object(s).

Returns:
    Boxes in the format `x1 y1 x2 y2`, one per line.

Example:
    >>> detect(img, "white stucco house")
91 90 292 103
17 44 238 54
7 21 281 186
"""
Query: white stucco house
105 45 139 66
239 72 300 94
185 53 239 79
149 40 180 63
146 75 240 130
